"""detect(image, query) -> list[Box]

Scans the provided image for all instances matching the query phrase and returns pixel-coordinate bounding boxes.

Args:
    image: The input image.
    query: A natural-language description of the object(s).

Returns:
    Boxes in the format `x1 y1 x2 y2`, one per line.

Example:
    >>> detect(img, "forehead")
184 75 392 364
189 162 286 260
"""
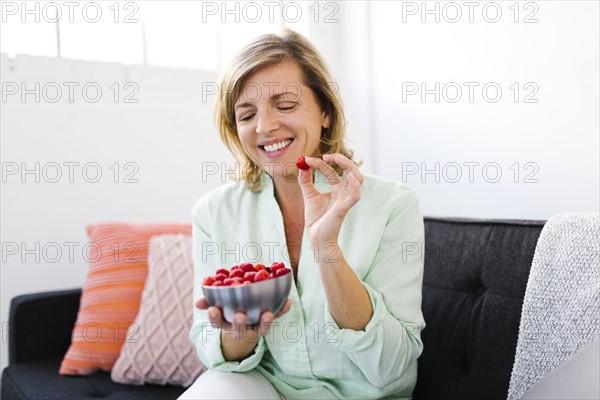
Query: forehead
237 62 306 101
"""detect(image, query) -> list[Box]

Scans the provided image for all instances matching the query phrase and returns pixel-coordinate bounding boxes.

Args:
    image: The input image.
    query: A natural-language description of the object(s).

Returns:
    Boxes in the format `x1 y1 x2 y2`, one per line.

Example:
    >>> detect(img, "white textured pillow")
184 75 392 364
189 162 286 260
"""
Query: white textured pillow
111 234 206 386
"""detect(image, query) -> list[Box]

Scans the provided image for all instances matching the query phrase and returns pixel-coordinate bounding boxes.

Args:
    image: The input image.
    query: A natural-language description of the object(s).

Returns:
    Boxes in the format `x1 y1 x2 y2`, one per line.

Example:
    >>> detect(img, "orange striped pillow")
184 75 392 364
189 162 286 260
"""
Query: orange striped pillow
59 223 192 376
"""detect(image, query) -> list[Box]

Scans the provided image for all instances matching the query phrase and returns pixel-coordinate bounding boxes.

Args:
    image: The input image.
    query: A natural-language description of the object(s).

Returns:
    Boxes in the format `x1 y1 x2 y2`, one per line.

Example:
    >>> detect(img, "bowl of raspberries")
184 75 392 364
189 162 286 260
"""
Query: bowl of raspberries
202 262 292 324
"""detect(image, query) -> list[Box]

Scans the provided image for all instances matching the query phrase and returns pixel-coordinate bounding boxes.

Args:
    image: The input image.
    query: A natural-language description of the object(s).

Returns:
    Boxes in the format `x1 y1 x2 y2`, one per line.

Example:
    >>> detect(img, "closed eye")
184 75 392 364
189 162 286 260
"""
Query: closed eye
277 102 297 111
238 113 255 122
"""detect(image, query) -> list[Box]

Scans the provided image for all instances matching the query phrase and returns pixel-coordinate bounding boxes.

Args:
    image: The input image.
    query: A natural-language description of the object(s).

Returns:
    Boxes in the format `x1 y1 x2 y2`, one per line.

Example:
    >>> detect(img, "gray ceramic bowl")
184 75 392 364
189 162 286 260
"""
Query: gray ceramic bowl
202 274 292 324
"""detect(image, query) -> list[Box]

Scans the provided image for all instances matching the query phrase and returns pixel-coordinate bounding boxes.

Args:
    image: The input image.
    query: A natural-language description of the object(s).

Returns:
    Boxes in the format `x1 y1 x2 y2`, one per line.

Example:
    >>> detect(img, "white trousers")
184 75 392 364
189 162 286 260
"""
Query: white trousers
179 369 284 400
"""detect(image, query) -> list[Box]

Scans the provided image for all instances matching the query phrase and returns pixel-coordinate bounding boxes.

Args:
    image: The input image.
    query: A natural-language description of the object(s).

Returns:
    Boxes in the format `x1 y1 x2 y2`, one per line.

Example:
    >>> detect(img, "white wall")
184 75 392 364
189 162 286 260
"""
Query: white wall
0 53 228 370
366 0 599 219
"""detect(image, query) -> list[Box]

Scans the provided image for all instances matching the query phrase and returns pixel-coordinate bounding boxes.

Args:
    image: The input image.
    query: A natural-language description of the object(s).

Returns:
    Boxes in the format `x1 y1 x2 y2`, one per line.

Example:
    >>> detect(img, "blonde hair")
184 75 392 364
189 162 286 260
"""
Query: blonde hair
214 28 359 192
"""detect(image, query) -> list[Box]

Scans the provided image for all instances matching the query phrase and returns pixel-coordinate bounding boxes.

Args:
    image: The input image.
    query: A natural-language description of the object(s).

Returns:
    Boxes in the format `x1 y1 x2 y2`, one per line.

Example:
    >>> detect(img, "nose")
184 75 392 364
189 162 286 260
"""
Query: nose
255 108 280 136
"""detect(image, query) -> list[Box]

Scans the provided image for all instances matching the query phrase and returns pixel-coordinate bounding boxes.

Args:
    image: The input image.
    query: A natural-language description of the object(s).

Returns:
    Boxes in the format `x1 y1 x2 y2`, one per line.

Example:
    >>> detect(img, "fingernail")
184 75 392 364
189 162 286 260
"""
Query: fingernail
208 309 216 319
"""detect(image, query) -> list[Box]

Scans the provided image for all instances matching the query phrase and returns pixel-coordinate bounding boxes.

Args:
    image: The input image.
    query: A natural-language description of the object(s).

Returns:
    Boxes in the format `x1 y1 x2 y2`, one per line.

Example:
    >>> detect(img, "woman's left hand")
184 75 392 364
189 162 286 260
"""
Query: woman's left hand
297 153 364 244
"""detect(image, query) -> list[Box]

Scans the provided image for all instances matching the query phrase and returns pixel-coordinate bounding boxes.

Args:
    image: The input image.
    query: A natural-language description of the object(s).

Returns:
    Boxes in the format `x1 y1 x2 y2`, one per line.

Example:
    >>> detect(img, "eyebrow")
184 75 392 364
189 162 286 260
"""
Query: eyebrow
234 91 299 111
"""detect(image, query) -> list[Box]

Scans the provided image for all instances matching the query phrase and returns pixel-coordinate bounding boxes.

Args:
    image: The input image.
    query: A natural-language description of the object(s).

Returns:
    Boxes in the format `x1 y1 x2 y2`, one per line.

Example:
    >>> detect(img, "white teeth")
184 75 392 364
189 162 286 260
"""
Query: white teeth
263 139 291 153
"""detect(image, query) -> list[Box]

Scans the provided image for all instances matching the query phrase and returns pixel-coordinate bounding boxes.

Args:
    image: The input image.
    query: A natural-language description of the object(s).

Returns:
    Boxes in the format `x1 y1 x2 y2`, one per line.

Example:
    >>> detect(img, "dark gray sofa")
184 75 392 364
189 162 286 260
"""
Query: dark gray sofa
1 217 545 399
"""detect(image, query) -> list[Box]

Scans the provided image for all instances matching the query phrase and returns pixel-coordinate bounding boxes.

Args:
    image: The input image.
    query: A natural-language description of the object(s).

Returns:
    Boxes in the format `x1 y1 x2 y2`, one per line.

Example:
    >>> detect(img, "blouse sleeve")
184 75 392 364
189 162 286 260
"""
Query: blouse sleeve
189 197 267 372
323 190 425 388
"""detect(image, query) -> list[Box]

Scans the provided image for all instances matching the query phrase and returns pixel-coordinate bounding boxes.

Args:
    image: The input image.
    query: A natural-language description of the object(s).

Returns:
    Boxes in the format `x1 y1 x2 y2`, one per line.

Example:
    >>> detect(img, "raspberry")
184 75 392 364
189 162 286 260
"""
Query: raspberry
223 277 244 286
202 262 290 287
215 273 228 282
230 269 244 279
240 263 255 273
271 262 284 273
295 156 310 171
216 268 229 277
254 269 270 282
275 268 291 277
203 276 216 286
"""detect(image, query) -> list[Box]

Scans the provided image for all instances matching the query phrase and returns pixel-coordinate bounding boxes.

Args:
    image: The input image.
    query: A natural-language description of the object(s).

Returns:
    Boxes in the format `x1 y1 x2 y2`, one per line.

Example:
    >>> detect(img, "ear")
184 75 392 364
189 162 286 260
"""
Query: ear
321 111 331 129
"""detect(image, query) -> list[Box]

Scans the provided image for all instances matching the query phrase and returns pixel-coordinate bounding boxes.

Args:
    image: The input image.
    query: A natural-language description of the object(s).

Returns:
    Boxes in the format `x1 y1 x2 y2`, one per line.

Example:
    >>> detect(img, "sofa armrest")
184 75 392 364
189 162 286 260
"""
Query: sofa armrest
7 289 81 365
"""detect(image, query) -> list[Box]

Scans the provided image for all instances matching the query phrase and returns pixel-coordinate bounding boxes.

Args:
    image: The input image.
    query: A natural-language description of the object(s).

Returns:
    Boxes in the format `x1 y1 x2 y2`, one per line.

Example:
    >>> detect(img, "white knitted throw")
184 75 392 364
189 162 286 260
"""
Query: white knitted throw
507 212 600 400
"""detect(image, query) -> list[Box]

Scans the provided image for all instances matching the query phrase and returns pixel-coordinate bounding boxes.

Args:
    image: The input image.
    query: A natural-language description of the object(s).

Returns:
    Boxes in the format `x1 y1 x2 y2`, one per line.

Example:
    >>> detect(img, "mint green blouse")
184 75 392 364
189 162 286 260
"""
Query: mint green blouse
190 170 425 399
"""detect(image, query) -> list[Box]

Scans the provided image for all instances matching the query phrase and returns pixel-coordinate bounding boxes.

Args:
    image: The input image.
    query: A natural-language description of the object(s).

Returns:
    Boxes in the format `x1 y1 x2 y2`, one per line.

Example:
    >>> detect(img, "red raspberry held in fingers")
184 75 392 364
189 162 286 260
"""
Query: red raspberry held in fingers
254 269 270 282
295 155 310 171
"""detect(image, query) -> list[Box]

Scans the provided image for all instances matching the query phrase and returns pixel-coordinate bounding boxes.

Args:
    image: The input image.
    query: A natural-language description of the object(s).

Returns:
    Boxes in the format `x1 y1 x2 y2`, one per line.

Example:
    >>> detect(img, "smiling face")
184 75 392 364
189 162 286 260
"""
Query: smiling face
234 61 330 181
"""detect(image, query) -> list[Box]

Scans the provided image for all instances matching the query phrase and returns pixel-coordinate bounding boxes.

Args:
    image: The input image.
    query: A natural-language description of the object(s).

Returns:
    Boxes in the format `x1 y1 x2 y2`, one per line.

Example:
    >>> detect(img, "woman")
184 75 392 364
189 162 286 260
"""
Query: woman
181 28 425 399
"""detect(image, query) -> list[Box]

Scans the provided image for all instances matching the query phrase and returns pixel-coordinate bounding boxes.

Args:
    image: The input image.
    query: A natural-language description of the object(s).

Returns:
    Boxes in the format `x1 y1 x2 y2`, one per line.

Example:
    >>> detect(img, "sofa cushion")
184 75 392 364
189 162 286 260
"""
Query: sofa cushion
111 234 206 386
59 223 192 376
2 357 186 400
413 218 545 400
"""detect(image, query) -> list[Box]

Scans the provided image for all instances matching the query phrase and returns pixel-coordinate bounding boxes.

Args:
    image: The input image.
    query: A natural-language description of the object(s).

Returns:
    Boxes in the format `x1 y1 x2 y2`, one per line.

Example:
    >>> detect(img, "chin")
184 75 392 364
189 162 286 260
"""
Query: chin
270 166 299 182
